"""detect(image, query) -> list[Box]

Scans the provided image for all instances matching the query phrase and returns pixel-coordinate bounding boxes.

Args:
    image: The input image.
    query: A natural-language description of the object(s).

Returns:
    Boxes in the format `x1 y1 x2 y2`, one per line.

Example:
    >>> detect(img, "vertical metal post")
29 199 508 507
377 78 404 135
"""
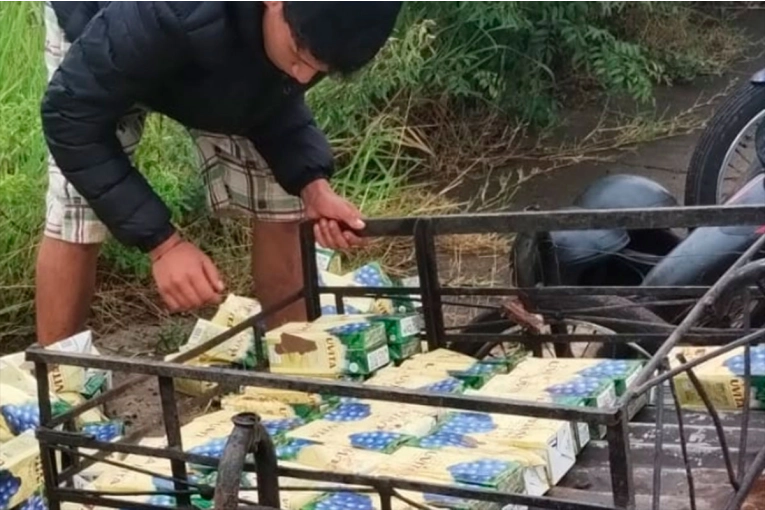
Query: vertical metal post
738 288 752 483
300 221 321 320
158 377 191 507
414 219 445 350
607 409 635 509
651 370 666 510
253 324 267 371
34 362 61 510
253 423 280 508
335 292 346 314
215 413 259 510
379 485 393 510
723 441 765 510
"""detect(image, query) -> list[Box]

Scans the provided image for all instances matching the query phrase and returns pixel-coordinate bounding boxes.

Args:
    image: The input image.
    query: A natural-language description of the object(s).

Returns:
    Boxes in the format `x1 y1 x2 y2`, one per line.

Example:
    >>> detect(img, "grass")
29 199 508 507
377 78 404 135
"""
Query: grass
0 2 753 347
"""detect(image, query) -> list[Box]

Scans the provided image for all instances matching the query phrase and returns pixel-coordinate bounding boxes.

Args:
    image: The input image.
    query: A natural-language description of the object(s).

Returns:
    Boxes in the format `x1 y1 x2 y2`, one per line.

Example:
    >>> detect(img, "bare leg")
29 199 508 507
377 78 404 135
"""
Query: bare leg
251 220 306 329
35 236 100 345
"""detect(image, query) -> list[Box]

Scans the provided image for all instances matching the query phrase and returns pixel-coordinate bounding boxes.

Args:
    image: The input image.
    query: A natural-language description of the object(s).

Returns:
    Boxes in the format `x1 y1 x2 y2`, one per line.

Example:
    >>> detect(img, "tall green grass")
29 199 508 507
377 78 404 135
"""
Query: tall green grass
0 2 744 340
0 3 46 335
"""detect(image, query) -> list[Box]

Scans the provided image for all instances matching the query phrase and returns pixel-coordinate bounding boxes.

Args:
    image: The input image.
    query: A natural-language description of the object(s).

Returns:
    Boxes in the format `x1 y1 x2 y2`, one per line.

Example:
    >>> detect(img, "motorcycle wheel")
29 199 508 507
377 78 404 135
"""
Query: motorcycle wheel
456 296 671 360
685 80 765 206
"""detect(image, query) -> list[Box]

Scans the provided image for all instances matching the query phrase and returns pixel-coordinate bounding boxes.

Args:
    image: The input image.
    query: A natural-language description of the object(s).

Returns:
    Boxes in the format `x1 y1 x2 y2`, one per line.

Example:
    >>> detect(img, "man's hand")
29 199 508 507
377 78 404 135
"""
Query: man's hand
301 179 366 250
150 233 226 312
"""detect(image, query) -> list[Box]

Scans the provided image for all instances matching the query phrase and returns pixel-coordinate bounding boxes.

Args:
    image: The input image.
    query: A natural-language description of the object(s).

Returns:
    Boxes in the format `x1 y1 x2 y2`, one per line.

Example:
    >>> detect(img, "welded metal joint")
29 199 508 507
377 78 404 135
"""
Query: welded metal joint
214 412 281 510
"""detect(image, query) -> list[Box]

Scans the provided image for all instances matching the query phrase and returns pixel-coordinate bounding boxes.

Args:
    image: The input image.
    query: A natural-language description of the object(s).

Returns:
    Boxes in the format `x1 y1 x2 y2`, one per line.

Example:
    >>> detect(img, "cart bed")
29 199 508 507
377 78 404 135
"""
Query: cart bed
549 403 765 510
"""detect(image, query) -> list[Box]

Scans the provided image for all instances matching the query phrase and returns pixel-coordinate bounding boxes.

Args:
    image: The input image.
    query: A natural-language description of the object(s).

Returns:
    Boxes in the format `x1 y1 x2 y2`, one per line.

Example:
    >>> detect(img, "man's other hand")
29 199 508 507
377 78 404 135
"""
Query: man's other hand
150 233 225 312
301 179 366 250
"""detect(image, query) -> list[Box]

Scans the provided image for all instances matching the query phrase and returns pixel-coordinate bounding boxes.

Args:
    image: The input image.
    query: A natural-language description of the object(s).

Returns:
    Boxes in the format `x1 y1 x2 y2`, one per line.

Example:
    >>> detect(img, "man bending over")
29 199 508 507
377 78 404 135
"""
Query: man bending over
37 1 403 344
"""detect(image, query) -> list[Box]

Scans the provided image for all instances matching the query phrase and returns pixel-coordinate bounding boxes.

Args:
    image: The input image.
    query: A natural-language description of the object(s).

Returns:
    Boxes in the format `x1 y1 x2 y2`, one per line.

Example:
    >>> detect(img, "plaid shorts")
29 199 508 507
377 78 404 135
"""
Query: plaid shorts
42 2 304 245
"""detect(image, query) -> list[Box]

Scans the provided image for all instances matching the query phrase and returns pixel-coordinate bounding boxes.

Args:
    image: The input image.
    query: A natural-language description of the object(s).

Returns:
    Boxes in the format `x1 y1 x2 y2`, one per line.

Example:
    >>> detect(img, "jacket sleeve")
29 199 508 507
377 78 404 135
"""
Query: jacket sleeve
41 2 194 252
247 93 335 197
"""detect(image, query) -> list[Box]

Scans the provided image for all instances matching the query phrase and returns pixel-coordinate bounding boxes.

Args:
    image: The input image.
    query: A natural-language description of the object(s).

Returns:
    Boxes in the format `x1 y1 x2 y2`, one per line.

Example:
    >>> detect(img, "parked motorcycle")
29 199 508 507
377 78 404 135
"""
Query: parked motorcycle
685 67 765 205
461 68 765 360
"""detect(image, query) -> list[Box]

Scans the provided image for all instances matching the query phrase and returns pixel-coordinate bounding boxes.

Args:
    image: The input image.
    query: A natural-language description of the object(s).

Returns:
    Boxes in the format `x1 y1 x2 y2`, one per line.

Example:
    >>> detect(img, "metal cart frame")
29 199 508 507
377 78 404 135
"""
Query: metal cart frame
26 204 765 510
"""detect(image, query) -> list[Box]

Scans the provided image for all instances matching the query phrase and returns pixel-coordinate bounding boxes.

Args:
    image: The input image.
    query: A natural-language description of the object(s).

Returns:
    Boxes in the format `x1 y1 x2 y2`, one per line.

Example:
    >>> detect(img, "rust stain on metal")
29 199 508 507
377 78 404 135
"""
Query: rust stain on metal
742 476 765 510
501 296 544 333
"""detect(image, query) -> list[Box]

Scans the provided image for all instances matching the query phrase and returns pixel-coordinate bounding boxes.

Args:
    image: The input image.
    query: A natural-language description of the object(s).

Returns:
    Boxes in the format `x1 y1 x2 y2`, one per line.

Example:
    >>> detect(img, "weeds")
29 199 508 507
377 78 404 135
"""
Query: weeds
0 2 751 346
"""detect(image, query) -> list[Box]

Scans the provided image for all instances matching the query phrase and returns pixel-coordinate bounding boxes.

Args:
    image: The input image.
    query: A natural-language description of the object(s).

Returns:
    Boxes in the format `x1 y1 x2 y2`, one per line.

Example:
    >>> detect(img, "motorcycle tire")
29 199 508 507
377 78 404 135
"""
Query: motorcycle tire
685 80 765 206
456 295 671 360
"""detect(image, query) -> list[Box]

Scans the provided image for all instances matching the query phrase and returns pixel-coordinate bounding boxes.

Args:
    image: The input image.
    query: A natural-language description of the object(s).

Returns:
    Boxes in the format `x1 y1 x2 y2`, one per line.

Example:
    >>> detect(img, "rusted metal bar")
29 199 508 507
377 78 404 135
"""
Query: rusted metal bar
606 410 635 509
414 218 444 350
651 368 666 510
299 220 321 320
26 347 617 425
158 377 192 506
723 440 765 510
353 205 765 237
214 413 260 509
34 361 62 510
630 328 765 396
42 289 302 429
669 378 697 510
319 284 761 298
675 353 740 490
627 241 765 397
446 332 745 346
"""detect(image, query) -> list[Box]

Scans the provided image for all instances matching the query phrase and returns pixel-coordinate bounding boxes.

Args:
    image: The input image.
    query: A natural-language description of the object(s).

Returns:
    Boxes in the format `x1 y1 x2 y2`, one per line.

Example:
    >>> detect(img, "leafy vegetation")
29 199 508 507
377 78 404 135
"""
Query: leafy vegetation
0 1 747 342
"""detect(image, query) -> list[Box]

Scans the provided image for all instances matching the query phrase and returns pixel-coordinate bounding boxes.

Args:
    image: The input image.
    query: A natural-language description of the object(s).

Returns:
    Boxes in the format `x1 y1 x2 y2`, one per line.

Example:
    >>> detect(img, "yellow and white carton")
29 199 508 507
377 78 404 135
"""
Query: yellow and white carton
405 435 550 497
470 371 602 451
42 330 111 396
0 354 39 393
211 294 262 328
507 357 644 396
91 453 173 494
277 442 389 475
364 366 465 394
466 385 591 454
264 321 390 378
432 412 576 485
476 369 616 440
301 491 415 510
165 318 255 396
183 318 254 366
0 431 45 509
240 467 342 510
319 270 394 316
286 399 437 453
222 387 331 420
371 447 530 504
669 345 765 410
163 350 223 397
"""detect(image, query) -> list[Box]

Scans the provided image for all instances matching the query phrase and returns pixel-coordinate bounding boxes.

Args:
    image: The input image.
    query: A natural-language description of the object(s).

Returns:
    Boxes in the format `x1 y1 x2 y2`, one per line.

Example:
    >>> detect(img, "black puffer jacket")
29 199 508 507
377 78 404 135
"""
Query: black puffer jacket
42 2 333 252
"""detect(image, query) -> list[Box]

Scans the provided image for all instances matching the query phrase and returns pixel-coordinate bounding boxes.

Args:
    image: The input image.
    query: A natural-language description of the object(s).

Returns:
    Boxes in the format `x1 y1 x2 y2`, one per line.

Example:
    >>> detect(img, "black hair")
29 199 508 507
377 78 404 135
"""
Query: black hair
283 1 403 76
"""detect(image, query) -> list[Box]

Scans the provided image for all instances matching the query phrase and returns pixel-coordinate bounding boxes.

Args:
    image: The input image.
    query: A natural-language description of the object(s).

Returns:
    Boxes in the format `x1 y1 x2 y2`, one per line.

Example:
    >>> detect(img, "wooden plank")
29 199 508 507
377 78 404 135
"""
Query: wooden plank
574 439 759 470
542 486 733 510
559 466 735 495
627 421 765 450
634 406 765 429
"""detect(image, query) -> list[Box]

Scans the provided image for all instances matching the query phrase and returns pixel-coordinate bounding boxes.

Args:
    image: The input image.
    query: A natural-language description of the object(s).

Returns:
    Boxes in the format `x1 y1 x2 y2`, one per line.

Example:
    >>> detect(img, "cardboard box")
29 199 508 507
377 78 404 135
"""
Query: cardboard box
0 431 45 510
508 357 644 396
286 400 437 453
265 321 390 377
669 346 765 410
371 446 531 498
478 370 617 439
407 434 550 496
432 412 576 485
466 385 591 454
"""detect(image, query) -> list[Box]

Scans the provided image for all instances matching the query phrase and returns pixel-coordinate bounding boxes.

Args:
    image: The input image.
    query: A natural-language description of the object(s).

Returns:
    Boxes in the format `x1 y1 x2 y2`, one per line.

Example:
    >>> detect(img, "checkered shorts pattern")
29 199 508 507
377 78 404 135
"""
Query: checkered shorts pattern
42 2 304 245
